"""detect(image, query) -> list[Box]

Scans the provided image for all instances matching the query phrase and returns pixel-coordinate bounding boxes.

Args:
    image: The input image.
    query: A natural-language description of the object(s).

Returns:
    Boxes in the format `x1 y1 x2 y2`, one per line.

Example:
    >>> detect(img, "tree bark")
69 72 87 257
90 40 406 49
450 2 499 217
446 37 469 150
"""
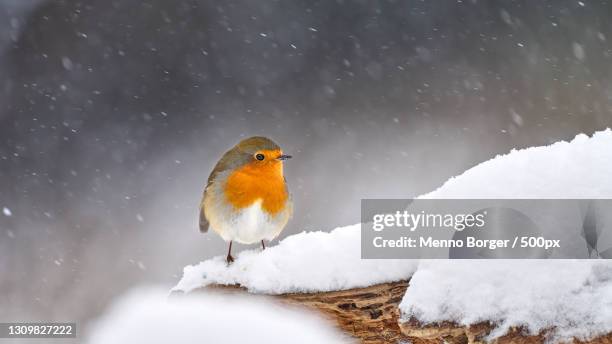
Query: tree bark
186 281 612 344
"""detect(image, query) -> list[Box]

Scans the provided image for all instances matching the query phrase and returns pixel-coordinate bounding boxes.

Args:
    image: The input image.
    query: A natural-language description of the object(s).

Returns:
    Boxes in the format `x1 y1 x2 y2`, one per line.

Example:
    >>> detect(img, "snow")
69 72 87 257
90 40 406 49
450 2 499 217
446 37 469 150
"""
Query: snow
401 129 612 341
401 260 612 341
2 207 11 216
573 42 586 61
173 224 418 294
88 288 350 344
422 130 612 199
61 56 73 70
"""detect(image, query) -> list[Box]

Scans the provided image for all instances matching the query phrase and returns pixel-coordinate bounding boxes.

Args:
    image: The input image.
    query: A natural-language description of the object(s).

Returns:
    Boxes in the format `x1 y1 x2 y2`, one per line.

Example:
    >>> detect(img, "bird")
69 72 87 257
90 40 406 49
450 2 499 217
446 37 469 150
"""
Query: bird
199 136 293 264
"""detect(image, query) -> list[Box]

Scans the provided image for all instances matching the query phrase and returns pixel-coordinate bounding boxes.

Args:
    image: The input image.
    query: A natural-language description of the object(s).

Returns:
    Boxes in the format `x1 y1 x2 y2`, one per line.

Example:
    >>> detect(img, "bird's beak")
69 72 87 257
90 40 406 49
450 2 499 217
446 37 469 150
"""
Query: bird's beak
277 154 292 161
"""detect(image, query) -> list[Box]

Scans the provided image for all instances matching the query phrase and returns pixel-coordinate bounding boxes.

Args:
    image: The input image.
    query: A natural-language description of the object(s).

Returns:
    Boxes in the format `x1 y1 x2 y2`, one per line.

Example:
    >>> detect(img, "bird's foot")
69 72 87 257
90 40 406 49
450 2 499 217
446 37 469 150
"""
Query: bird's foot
226 254 235 265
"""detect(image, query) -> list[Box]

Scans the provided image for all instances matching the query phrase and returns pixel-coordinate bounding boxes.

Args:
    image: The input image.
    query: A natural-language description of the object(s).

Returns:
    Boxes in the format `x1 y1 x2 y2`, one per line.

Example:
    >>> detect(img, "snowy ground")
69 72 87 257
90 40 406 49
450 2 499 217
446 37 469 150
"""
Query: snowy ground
173 129 612 341
87 288 351 344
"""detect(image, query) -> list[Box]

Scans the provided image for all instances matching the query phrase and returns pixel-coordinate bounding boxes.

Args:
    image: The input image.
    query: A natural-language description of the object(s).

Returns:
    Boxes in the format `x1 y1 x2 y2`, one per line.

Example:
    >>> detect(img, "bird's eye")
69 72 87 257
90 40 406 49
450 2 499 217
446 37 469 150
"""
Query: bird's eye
255 153 265 161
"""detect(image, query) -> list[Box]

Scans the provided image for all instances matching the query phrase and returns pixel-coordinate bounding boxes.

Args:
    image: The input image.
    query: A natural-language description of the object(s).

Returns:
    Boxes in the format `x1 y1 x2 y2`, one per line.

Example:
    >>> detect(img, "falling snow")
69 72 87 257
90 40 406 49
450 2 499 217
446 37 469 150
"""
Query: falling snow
573 42 586 61
61 56 73 70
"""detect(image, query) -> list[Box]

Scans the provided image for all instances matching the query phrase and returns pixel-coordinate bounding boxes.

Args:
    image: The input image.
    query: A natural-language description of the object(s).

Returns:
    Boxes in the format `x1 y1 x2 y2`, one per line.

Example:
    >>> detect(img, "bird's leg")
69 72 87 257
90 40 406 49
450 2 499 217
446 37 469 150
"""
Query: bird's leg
261 240 266 250
226 241 234 264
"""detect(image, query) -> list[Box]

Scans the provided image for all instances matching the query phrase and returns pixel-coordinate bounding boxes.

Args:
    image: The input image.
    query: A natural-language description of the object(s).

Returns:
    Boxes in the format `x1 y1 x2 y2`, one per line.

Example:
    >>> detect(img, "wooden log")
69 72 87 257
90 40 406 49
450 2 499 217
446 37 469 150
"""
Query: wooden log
181 281 612 344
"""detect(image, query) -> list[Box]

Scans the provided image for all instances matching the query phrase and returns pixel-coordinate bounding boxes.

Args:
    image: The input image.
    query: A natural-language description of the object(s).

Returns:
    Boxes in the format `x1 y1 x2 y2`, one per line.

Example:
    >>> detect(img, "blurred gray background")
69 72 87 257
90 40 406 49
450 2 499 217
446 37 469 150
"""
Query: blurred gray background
0 0 611 332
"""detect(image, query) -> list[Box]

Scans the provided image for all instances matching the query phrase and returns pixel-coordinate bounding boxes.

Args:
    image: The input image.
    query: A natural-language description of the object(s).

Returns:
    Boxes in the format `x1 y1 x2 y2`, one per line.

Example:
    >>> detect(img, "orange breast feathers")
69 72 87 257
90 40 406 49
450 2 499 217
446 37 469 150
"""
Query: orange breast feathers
223 151 289 215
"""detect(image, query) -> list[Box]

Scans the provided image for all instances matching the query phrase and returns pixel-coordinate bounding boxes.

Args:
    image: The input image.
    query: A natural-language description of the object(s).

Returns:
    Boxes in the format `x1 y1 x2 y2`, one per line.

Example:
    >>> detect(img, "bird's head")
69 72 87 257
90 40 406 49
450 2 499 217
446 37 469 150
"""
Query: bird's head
232 136 291 175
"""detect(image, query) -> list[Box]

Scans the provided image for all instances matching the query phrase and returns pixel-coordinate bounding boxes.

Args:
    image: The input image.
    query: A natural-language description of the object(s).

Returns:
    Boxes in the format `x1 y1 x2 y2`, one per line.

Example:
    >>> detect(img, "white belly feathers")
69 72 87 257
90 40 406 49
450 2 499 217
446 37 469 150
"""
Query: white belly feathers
216 199 285 244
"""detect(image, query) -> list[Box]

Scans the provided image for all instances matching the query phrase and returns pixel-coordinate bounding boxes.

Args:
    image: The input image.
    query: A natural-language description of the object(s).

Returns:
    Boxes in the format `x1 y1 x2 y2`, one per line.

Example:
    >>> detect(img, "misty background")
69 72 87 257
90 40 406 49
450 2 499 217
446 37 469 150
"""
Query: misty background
0 0 611 332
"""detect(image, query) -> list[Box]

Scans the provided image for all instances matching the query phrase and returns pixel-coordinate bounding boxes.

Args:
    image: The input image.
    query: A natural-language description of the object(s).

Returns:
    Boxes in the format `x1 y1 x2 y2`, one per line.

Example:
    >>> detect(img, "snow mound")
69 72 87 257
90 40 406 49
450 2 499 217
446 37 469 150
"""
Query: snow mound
173 224 417 294
401 260 612 340
422 129 612 199
88 287 351 344
401 129 612 341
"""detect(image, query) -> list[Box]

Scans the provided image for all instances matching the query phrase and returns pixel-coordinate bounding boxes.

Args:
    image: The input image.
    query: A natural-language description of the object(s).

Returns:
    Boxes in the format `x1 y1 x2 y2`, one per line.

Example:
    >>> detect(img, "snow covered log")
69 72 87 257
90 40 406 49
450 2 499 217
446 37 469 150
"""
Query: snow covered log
397 130 612 343
172 224 418 343
178 279 612 344
174 130 612 344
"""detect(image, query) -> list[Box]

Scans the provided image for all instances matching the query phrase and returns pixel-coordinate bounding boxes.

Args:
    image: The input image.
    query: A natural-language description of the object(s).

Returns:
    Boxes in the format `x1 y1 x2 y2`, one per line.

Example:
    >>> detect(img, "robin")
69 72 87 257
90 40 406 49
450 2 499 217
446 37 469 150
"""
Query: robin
199 136 293 264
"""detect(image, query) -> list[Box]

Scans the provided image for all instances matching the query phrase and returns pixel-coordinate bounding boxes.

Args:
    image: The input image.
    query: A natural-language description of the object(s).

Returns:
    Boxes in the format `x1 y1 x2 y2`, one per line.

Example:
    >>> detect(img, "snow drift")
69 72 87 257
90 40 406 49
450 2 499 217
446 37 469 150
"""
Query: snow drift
88 288 351 344
401 129 612 341
173 224 418 294
422 130 612 199
401 260 612 340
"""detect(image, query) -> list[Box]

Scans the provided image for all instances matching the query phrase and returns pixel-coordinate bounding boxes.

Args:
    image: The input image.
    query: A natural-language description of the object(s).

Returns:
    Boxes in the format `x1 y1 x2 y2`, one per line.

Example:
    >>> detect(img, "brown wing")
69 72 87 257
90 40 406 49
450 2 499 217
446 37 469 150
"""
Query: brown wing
198 168 217 233
199 205 209 233
199 146 250 233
